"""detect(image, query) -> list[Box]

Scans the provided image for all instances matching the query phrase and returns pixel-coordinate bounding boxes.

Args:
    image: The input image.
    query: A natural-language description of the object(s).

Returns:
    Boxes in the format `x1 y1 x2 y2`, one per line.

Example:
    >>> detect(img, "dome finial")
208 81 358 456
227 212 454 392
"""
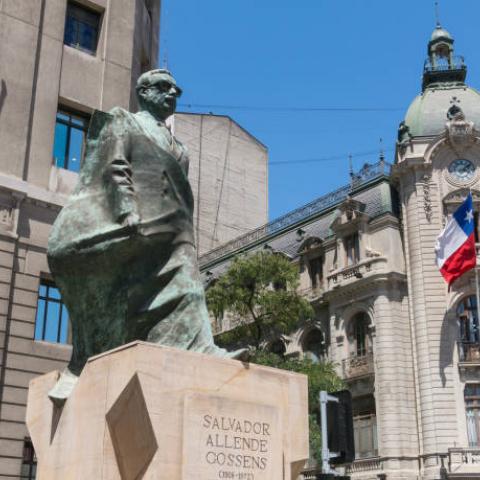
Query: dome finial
435 1 441 27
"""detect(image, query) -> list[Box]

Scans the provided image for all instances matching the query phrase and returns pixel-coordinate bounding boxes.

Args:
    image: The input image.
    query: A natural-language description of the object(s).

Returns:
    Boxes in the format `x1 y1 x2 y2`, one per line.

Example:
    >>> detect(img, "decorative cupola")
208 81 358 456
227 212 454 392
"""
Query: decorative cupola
400 22 480 140
422 23 466 91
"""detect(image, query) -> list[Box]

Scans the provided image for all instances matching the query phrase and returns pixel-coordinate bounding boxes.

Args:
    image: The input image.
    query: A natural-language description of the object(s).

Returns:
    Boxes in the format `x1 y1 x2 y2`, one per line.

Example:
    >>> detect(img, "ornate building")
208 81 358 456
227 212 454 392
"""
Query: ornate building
201 24 480 480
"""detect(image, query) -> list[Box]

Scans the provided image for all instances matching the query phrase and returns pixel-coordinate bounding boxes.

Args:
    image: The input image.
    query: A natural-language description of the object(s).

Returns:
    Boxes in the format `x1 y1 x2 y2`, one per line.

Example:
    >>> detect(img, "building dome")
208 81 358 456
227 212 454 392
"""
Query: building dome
404 85 480 137
430 25 453 43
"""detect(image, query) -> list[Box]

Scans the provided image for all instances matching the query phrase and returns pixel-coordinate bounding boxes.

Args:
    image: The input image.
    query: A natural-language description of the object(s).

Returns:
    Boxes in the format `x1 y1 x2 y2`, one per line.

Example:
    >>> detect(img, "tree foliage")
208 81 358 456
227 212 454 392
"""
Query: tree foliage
250 351 345 463
206 251 313 348
206 251 345 463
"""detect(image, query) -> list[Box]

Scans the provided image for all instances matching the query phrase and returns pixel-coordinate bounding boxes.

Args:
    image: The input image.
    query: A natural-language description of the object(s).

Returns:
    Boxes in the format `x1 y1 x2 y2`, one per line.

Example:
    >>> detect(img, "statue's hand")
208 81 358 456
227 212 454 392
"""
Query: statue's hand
119 212 140 229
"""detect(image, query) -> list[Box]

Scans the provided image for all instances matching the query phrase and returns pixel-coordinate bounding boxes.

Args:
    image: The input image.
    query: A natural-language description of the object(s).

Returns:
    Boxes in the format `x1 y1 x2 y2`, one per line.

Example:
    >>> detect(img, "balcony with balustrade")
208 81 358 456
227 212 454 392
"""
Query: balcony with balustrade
447 448 480 479
458 341 480 364
342 351 375 380
327 256 389 290
458 340 480 379
422 55 467 90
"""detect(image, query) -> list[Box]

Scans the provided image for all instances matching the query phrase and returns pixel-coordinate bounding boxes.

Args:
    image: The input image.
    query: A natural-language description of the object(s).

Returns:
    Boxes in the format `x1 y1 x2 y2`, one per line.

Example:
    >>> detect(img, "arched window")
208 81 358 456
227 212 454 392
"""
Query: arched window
350 312 371 357
269 339 286 357
302 329 325 363
457 296 480 362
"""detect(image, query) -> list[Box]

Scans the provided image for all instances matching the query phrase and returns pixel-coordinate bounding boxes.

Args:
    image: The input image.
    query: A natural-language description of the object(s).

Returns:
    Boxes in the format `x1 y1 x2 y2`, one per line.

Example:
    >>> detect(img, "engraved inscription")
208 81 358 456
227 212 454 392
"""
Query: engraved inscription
183 394 282 480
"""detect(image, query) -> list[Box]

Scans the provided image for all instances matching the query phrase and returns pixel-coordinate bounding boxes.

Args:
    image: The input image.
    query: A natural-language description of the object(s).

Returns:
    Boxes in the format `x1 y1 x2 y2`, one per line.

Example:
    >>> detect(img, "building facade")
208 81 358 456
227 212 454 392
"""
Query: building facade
0 1 267 478
201 25 480 480
172 113 268 256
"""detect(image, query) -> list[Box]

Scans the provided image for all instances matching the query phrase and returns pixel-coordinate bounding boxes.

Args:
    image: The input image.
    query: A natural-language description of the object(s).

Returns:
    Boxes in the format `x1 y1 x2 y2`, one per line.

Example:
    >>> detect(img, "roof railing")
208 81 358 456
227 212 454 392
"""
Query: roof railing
199 160 391 267
424 55 466 73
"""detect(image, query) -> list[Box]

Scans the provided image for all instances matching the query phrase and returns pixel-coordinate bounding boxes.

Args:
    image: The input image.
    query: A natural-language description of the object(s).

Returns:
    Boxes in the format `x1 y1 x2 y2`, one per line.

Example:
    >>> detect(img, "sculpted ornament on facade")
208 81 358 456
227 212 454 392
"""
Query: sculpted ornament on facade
445 103 475 149
422 172 433 222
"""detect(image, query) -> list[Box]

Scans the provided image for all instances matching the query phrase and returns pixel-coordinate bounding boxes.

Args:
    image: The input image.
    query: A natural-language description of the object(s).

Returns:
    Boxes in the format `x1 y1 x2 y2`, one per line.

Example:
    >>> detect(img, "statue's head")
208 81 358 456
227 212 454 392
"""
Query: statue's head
136 69 182 120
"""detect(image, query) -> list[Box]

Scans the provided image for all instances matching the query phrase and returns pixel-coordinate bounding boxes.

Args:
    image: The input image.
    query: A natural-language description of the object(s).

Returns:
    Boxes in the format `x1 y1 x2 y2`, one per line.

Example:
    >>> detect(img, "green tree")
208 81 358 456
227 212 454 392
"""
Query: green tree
250 351 345 463
206 250 345 462
206 250 313 349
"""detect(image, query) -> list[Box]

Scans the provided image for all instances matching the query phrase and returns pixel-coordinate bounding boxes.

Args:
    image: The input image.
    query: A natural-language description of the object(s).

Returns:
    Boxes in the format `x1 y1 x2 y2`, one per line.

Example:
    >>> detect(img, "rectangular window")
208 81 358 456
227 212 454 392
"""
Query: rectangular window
53 109 89 172
20 438 36 480
64 1 101 55
344 233 360 266
353 414 378 459
308 257 323 289
465 384 480 447
352 394 377 459
34 280 69 344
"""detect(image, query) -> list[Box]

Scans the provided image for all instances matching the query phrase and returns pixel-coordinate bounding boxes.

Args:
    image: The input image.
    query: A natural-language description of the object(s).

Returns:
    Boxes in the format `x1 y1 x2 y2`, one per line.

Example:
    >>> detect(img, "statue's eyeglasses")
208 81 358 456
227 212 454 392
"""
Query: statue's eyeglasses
148 80 182 97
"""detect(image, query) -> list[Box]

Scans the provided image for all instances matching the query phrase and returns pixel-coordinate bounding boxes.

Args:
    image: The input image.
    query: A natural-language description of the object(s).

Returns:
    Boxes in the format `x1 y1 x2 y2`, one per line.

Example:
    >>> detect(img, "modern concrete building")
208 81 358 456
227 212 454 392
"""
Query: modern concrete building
173 113 268 256
202 24 480 480
0 1 267 478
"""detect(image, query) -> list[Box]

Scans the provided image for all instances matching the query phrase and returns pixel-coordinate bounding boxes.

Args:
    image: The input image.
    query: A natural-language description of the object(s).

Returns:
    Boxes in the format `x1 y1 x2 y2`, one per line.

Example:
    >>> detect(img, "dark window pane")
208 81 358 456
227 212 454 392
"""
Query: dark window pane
53 122 68 169
64 2 100 55
64 16 77 47
78 22 96 52
21 439 37 480
303 329 324 363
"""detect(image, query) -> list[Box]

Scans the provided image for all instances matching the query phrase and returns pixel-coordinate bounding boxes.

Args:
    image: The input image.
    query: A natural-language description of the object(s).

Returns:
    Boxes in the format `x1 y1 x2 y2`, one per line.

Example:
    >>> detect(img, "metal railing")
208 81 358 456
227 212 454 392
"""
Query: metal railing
458 340 480 363
342 351 374 379
200 160 391 267
424 55 466 73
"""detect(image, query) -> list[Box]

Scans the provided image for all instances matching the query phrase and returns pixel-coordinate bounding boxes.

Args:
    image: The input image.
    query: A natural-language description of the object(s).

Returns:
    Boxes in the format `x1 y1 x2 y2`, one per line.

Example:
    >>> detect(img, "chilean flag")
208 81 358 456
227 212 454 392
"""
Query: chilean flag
435 193 476 288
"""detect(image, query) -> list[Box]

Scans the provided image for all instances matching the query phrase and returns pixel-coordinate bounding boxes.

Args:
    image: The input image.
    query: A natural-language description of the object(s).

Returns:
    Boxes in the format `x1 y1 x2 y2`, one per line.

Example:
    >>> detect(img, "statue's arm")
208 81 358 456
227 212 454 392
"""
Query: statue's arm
102 110 140 227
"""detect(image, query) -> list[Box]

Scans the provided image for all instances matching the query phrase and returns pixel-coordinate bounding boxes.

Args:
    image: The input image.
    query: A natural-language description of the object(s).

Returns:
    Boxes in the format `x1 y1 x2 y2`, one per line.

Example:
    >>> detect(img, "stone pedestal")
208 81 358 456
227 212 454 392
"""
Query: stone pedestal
26 341 309 479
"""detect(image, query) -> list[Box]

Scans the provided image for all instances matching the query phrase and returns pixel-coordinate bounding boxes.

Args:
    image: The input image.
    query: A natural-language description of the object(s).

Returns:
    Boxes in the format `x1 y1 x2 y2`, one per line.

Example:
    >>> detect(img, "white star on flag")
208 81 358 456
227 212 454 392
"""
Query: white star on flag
465 209 474 223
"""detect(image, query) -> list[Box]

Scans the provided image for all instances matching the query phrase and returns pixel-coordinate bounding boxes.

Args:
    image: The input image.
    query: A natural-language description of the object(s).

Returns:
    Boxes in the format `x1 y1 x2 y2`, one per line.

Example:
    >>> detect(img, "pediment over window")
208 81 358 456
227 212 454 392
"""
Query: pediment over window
330 197 368 232
297 235 323 254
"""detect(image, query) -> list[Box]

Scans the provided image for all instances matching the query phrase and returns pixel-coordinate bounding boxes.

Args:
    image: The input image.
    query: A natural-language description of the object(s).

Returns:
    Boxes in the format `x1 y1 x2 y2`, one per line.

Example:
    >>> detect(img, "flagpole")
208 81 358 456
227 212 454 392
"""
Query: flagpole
476 264 480 340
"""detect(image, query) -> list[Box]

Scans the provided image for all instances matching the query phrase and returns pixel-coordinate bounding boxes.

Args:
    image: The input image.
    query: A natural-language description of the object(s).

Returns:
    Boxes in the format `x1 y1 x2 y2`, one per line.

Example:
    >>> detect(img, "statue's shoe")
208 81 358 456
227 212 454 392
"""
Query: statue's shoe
200 343 250 361
48 368 79 406
225 347 250 361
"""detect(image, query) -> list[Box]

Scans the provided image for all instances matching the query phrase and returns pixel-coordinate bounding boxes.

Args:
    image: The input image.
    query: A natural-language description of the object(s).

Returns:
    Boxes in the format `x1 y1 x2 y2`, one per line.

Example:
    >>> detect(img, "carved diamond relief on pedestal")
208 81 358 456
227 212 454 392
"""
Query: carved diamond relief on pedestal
106 373 158 480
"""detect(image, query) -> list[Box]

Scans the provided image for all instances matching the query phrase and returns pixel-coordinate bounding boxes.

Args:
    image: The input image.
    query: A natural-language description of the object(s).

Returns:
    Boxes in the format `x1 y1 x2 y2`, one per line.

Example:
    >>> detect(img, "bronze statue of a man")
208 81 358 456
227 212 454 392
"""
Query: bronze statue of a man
47 69 244 403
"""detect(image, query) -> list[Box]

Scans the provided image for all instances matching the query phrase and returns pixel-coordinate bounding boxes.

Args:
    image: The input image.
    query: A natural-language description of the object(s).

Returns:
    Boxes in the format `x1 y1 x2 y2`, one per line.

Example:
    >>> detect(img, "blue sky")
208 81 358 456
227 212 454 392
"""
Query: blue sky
159 0 480 220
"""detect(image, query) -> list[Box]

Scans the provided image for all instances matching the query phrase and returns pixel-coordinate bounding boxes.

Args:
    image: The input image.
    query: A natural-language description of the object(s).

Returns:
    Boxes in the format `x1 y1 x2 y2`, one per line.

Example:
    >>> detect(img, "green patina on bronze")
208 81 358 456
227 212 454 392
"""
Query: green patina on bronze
47 69 245 403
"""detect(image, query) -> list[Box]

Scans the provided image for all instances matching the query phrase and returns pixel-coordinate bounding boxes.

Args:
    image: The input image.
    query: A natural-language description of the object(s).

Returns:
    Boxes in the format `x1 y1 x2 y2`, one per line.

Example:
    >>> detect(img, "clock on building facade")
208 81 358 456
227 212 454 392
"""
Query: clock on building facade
448 159 475 182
